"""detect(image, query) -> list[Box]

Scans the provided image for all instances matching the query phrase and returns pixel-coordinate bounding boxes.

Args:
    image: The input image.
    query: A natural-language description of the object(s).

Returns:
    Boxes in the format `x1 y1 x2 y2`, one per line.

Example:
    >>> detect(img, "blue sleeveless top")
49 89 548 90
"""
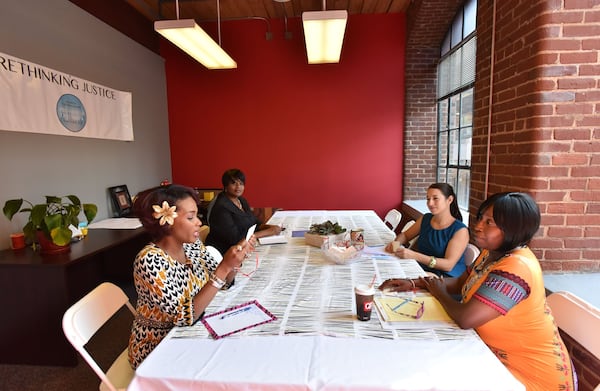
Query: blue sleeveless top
416 213 467 277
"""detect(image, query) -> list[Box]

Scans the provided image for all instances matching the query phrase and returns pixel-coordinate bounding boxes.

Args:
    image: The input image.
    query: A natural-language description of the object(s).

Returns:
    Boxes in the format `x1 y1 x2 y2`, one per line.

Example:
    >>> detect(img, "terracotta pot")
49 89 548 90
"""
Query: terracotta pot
35 231 71 255
10 233 26 250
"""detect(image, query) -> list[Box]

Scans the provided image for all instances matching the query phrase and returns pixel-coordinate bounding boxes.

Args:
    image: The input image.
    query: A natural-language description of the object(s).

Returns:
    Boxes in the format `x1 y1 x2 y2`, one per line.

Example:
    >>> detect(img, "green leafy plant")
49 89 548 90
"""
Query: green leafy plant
308 220 346 235
3 195 97 247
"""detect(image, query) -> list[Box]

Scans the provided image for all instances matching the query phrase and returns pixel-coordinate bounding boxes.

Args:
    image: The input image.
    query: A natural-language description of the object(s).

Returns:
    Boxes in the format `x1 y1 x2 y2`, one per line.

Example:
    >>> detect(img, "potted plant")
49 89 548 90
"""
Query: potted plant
304 220 348 248
3 195 97 253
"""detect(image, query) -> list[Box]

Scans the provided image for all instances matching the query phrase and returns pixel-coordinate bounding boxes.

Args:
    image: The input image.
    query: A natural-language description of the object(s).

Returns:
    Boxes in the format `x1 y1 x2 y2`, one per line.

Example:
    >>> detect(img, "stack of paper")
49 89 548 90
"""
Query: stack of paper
87 218 142 229
258 234 288 245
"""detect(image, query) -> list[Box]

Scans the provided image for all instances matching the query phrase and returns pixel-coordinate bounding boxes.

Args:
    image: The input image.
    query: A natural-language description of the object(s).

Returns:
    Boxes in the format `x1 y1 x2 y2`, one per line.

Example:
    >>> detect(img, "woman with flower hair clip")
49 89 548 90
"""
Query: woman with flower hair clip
127 184 252 368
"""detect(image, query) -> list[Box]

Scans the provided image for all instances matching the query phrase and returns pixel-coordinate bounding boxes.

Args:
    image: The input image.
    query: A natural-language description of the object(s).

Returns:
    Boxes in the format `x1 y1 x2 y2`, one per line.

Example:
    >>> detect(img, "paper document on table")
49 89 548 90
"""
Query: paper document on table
362 245 394 259
201 300 276 339
374 296 453 327
87 218 142 229
258 234 288 245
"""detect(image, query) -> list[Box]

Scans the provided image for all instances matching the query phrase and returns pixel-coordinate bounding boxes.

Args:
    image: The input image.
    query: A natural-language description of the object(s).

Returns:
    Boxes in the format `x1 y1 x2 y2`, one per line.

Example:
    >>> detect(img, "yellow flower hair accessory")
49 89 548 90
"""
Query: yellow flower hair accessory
152 201 178 226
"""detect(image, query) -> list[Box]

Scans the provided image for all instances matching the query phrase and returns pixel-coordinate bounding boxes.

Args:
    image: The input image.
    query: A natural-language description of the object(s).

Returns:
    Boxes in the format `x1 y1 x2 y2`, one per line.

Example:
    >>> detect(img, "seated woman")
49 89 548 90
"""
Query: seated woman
385 183 469 277
206 168 281 255
380 192 576 391
128 184 252 368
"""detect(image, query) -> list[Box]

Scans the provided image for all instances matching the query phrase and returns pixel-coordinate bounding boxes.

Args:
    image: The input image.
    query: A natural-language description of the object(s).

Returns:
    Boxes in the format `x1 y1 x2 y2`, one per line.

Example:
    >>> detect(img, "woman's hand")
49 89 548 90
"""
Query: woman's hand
419 276 446 298
248 235 258 247
254 224 282 241
393 246 414 259
220 240 253 273
384 241 395 252
264 224 282 236
378 278 415 293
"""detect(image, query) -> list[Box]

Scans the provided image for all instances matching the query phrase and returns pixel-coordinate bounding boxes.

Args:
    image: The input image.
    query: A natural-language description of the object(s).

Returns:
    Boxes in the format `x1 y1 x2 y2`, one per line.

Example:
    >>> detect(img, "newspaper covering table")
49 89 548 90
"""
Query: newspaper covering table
130 210 524 391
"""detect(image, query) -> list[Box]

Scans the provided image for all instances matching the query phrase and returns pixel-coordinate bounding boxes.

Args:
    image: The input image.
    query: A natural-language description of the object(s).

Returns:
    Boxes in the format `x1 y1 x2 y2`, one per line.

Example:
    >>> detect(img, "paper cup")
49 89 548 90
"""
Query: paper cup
354 284 375 321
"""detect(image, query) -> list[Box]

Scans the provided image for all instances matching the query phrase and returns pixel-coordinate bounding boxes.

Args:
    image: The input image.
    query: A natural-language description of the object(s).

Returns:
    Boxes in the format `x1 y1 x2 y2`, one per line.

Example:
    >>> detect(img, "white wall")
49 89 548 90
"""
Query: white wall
0 0 171 249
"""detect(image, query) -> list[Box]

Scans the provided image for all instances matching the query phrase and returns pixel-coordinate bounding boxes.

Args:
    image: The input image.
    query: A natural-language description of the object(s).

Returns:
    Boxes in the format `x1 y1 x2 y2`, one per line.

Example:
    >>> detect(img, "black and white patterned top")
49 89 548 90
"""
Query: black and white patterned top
128 239 220 368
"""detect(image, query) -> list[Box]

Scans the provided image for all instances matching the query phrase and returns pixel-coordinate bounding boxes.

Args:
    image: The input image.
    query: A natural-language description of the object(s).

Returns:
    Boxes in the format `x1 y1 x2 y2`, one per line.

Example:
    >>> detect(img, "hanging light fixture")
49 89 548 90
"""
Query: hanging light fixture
302 1 348 64
154 0 236 69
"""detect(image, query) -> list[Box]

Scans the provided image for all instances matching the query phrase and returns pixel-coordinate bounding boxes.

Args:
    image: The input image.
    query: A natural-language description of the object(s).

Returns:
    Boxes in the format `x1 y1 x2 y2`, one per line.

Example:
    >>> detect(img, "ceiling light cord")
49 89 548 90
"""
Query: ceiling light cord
217 0 222 46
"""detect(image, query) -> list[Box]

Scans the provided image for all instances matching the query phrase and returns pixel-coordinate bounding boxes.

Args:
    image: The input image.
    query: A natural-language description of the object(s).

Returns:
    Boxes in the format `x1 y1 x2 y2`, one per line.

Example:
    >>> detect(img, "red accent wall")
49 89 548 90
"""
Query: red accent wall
163 13 406 218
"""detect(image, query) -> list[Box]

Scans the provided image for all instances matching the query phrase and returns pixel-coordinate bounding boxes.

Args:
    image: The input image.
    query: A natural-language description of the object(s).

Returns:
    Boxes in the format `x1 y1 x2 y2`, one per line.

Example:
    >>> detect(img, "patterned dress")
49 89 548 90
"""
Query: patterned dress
462 247 575 391
127 239 220 368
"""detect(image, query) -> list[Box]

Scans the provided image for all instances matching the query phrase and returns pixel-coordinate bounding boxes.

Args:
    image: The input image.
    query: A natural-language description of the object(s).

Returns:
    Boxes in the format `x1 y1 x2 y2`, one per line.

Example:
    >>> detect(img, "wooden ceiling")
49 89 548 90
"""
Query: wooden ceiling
125 0 411 21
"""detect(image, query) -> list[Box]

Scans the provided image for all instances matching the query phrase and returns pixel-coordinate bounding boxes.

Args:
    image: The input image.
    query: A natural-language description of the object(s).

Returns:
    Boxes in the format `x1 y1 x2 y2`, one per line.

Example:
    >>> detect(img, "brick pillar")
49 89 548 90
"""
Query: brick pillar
472 0 600 271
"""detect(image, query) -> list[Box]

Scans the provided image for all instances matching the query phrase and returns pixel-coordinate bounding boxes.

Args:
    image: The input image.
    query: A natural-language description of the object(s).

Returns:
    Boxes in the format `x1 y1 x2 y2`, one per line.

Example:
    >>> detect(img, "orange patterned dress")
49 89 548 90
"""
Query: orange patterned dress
462 247 575 391
127 240 220 368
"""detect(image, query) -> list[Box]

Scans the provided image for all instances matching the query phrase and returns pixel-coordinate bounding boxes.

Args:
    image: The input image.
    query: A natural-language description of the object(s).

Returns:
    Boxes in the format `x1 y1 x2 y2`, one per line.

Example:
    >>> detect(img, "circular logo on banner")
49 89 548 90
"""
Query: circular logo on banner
56 94 86 132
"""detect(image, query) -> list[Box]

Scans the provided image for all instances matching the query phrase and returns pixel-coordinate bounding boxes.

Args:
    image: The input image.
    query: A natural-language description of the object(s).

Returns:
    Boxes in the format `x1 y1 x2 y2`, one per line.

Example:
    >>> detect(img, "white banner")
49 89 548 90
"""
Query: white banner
0 51 134 141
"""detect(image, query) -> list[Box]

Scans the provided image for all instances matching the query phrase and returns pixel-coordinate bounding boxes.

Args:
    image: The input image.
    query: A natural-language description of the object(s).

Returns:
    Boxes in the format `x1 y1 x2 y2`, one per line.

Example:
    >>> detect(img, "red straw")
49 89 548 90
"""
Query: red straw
369 273 377 288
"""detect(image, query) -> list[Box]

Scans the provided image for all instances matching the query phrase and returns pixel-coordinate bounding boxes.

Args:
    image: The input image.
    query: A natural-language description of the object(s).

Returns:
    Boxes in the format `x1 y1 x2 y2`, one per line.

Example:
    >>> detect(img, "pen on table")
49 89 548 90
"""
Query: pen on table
220 306 252 320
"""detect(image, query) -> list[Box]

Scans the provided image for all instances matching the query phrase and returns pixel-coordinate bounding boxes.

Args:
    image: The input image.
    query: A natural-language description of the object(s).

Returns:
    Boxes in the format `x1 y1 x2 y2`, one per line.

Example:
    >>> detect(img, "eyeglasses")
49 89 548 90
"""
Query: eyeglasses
386 298 425 319
239 253 259 277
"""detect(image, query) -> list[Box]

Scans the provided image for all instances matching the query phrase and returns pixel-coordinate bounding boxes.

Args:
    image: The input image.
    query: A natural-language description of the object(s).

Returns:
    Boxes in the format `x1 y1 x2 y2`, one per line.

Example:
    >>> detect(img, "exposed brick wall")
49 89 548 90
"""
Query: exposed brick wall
472 0 600 271
403 0 463 200
404 0 600 385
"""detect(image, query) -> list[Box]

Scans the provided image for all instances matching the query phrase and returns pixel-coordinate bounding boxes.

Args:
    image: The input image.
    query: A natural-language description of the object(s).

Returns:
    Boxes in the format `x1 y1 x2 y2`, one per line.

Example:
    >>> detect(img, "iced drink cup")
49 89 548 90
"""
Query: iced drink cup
355 284 375 321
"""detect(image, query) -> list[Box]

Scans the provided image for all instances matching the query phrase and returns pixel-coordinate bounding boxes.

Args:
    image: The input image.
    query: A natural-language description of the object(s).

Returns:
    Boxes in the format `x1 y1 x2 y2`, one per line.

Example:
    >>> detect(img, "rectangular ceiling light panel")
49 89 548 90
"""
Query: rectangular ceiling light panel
154 19 237 69
302 10 348 64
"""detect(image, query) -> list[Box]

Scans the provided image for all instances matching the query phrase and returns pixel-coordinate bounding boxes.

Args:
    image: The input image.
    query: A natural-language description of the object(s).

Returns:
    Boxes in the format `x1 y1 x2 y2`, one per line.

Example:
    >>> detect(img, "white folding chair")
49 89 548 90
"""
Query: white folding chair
62 282 135 391
547 291 600 361
401 219 418 248
383 209 402 231
463 243 480 266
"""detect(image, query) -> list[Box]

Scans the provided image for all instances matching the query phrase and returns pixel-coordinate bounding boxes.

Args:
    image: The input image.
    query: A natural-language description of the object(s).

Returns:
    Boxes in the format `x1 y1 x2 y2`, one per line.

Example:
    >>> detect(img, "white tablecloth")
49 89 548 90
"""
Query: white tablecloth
128 210 524 391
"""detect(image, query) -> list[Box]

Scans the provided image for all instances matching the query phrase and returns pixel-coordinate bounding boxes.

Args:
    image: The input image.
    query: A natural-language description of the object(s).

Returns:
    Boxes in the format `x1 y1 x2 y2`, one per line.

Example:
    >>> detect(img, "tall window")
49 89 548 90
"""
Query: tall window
437 0 476 213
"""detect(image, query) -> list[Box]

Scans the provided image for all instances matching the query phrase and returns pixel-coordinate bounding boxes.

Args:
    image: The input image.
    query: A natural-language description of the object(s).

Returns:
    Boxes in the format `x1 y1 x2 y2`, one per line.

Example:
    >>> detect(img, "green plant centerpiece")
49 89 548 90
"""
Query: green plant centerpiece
308 220 346 235
304 220 347 248
3 195 98 248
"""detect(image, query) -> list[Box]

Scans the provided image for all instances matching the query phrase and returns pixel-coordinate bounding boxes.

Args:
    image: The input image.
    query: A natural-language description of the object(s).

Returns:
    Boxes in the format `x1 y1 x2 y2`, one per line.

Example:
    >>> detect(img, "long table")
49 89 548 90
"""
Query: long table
129 210 523 391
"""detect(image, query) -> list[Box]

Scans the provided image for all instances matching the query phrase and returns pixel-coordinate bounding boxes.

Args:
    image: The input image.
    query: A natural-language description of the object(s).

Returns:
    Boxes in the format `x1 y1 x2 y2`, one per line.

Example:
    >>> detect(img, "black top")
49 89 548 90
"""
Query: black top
205 192 260 255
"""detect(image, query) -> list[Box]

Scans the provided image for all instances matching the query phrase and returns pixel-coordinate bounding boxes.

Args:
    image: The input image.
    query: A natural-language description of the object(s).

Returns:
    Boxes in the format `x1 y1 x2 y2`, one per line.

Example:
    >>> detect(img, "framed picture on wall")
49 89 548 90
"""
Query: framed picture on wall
108 185 133 217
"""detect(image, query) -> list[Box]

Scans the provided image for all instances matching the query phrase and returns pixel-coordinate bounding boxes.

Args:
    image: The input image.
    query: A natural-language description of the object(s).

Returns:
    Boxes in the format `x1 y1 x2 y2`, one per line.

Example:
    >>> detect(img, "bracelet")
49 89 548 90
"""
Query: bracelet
209 278 224 289
209 272 226 289
406 278 416 291
428 256 437 269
